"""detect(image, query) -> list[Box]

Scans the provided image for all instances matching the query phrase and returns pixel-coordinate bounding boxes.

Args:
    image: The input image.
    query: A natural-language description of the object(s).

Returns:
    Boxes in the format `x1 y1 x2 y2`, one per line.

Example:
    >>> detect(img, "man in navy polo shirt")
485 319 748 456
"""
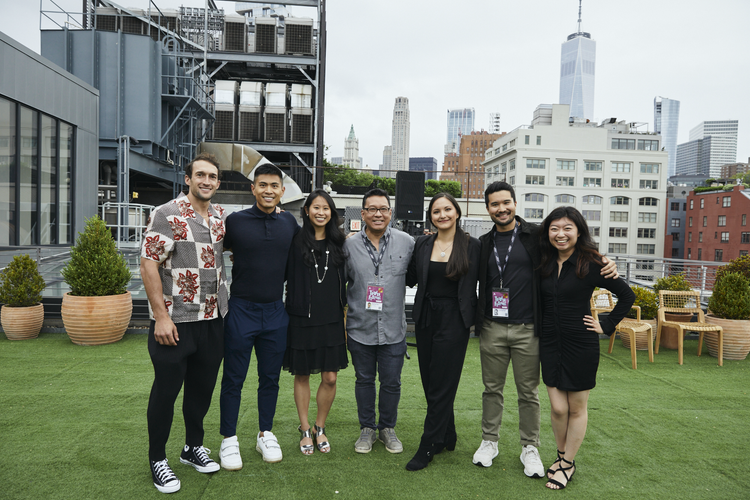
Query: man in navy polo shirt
218 164 299 469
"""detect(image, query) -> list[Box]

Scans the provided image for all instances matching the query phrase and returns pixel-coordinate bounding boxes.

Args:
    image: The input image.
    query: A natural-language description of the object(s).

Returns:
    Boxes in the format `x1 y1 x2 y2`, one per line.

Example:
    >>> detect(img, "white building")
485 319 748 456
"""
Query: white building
489 112 501 134
342 124 361 169
559 3 595 121
387 96 410 178
483 104 668 259
687 120 739 177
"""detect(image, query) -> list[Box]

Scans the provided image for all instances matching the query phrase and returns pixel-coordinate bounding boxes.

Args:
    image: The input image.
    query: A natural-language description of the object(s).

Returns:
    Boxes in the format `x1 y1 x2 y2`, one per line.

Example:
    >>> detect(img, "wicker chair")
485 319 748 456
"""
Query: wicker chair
590 289 654 370
656 290 724 366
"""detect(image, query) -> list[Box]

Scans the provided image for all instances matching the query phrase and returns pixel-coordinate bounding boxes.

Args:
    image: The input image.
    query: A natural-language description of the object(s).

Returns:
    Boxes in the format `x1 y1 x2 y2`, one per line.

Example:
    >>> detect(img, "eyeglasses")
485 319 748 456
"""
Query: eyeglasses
363 207 391 215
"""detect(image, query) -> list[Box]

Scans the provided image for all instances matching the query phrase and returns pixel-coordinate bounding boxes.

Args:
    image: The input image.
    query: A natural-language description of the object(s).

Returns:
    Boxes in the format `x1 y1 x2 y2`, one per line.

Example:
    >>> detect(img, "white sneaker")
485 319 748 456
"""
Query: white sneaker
472 440 499 467
220 436 243 471
520 445 545 478
256 431 283 463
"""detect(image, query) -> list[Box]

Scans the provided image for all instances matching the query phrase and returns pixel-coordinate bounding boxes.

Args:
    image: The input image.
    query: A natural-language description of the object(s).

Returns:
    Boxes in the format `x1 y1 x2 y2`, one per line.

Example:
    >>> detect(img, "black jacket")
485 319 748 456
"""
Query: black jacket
475 216 542 337
406 233 481 330
284 233 347 318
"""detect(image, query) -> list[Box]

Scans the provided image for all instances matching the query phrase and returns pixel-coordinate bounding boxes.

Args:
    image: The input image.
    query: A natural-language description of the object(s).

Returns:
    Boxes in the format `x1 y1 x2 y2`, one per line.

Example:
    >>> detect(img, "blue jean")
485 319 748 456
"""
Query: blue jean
220 297 288 436
347 337 407 430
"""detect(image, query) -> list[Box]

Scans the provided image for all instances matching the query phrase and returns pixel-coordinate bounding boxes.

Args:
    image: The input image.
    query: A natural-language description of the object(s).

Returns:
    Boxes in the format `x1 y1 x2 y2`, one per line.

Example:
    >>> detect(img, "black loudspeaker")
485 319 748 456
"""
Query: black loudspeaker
395 171 425 221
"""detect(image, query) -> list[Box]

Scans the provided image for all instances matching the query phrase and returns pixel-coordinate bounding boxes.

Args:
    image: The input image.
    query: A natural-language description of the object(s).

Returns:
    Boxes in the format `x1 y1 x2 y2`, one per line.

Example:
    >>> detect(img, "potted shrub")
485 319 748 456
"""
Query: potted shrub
654 273 693 349
622 286 657 350
0 254 46 340
60 215 132 345
705 270 750 360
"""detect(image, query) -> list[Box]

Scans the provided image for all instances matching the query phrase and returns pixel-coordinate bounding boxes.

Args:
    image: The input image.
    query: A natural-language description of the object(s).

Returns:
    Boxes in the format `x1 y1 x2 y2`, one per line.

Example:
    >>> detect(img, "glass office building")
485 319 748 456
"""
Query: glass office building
559 32 596 121
654 96 681 178
445 108 475 154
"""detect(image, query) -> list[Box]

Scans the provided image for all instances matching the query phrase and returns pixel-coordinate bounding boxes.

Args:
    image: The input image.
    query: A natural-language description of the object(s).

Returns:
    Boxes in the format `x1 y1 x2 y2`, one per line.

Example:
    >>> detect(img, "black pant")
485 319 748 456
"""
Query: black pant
414 297 469 445
147 318 224 461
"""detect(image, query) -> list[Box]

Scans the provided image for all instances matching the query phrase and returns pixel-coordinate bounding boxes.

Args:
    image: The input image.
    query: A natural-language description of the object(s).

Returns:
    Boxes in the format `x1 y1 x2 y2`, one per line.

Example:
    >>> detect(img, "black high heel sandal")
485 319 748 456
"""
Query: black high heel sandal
546 449 565 479
546 457 575 490
313 424 330 453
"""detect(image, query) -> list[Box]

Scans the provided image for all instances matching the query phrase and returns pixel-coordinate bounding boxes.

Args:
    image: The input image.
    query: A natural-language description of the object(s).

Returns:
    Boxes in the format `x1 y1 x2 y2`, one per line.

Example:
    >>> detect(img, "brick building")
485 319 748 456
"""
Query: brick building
441 130 505 198
684 184 750 262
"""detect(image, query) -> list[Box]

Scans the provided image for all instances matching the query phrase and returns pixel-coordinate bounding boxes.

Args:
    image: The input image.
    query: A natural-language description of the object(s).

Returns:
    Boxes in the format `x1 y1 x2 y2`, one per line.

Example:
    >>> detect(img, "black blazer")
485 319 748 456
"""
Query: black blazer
406 233 481 329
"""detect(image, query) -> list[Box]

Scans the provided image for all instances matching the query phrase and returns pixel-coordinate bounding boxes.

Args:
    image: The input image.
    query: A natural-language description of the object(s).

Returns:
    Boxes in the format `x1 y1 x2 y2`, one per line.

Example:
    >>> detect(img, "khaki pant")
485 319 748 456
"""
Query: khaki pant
479 319 541 447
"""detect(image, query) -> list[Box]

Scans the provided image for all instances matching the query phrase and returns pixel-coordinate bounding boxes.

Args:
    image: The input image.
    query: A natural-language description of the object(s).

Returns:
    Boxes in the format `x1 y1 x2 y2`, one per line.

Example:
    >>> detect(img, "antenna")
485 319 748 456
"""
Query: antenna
578 0 582 33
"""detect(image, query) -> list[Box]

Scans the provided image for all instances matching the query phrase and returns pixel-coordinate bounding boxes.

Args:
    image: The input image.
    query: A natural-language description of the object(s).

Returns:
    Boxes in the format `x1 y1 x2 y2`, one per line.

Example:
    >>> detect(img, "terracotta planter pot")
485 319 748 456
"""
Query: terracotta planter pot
659 313 692 350
621 319 656 350
1 303 44 340
704 314 750 361
61 292 132 346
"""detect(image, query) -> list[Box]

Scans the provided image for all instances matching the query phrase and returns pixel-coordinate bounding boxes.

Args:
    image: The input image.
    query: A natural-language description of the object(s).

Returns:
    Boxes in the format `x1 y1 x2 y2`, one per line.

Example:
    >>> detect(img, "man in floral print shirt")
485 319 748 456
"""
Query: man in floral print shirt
141 153 228 494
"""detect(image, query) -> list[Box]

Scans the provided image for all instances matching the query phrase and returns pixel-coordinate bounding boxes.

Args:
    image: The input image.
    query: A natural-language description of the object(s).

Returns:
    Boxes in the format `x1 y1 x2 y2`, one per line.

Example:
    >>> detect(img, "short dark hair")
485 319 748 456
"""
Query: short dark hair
362 188 391 209
186 153 221 179
484 181 515 206
253 163 284 183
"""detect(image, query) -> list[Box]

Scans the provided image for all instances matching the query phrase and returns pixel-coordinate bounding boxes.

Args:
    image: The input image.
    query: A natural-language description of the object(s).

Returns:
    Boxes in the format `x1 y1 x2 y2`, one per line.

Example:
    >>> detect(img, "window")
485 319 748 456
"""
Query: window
590 227 600 236
688 248 692 259
509 176 515 184
700 199 704 208
609 227 628 237
671 219 681 227
721 232 729 243
671 232 680 241
502 144 507 152
671 202 680 211
557 160 575 170
638 212 657 223
672 248 679 257
509 159 515 170
585 161 602 171
716 197 720 204
637 244 656 254
611 162 631 173
715 249 723 262
536 136 541 145
741 251 749 257
690 200 694 209
637 139 659 150
501 162 507 173
555 194 575 203
742 232 750 244
611 138 635 150
611 179 630 188
698 248 702 260
526 159 546 169
703 216 707 227
640 197 658 206
718 215 726 226
525 135 530 145
608 243 628 253
640 180 658 189
556 176 574 187
688 232 692 242
525 208 544 219
610 212 629 222
583 177 602 187
699 232 703 242
582 210 601 221
583 195 602 204
640 163 660 173
525 175 545 185
638 228 656 238
723 196 731 207
744 214 747 226
610 196 630 205
525 193 544 202
689 217 693 227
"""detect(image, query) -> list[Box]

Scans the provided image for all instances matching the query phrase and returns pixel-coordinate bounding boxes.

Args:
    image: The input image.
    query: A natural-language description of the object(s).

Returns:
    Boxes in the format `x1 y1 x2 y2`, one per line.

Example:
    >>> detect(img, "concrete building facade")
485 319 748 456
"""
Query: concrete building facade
678 120 739 177
441 131 504 199
386 96 410 178
342 124 361 169
685 185 750 262
489 112 501 134
719 162 749 179
445 108 475 154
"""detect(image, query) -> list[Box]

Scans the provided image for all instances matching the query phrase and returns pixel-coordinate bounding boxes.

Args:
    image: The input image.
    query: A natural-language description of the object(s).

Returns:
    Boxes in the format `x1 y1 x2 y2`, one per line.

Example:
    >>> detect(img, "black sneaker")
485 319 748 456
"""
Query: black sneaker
151 458 180 494
180 445 220 473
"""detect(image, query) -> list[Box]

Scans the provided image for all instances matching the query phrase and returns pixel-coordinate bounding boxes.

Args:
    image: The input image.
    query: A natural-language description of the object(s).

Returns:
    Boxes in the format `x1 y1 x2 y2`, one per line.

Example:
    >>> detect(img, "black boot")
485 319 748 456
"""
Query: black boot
405 442 435 471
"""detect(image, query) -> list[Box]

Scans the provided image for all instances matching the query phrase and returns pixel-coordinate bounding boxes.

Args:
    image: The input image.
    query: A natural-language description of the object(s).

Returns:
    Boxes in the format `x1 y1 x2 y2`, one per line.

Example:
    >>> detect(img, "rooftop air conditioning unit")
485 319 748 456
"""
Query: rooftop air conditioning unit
150 9 179 42
290 84 313 143
94 7 119 32
121 9 146 35
223 15 246 52
253 17 277 54
284 18 314 56
238 82 263 142
264 83 287 142
212 81 238 141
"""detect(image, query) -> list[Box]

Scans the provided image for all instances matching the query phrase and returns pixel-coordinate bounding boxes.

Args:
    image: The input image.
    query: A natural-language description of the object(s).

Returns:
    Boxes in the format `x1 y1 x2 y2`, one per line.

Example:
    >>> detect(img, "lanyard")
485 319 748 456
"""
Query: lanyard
492 222 519 288
361 229 390 277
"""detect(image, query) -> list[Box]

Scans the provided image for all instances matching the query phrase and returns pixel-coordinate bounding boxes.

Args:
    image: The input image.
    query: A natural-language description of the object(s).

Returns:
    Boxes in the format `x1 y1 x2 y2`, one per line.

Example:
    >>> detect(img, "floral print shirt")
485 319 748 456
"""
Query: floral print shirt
141 193 229 323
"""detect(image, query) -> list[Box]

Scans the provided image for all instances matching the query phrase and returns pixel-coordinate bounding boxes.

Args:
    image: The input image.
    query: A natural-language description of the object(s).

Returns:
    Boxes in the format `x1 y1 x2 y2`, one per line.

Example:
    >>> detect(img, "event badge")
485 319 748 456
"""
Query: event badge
366 283 384 311
492 287 510 317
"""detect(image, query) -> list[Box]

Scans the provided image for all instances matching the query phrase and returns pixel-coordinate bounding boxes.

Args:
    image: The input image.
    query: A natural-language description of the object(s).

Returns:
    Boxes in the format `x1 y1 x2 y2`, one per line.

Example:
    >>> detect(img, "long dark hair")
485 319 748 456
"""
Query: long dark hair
299 189 346 267
539 206 604 279
428 193 470 281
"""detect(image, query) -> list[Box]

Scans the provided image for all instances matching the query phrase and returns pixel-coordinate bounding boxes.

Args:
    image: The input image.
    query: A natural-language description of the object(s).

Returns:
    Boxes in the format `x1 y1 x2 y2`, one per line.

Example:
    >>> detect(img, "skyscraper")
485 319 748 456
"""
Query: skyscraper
654 96 680 178
682 120 739 177
489 112 501 134
559 1 596 121
343 124 361 169
445 108 475 154
387 97 410 178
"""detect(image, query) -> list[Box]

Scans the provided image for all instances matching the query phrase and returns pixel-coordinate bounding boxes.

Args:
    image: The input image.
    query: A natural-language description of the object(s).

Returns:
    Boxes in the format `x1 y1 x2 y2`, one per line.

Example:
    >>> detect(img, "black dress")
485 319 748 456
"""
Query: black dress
283 239 348 375
540 252 635 391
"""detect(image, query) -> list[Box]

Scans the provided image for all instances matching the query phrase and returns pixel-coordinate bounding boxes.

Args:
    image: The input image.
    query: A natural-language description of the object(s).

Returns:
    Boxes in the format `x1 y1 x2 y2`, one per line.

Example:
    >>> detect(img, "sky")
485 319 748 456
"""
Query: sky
3 0 748 172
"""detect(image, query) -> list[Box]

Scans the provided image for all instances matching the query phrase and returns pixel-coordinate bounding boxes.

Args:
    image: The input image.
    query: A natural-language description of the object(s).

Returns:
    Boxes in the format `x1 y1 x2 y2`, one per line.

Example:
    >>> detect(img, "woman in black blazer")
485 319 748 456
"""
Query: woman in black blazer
405 193 481 471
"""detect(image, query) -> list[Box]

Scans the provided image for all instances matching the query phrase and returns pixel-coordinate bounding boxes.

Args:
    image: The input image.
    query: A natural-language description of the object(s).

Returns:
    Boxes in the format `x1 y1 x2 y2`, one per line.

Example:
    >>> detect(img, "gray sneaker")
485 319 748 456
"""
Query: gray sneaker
354 428 377 453
378 427 403 454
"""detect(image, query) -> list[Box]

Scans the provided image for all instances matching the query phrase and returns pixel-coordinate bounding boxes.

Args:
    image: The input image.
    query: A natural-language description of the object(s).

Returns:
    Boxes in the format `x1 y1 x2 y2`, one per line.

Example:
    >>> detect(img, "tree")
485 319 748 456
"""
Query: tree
322 163 461 198
424 179 463 198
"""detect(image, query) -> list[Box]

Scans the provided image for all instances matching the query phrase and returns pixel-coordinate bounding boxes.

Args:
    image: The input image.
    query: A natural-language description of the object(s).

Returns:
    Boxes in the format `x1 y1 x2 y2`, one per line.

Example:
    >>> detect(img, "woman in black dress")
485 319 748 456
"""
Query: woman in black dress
538 206 634 489
405 193 481 471
283 189 348 455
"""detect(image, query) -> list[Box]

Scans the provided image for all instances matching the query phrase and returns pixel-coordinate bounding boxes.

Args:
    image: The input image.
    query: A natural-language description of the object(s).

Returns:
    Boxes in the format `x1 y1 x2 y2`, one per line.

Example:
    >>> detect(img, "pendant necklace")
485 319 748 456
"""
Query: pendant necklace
436 240 453 258
312 245 330 283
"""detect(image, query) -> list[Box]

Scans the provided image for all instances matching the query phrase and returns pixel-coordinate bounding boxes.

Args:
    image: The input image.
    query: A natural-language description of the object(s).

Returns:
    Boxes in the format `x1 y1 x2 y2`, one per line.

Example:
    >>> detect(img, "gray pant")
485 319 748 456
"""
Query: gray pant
479 319 540 447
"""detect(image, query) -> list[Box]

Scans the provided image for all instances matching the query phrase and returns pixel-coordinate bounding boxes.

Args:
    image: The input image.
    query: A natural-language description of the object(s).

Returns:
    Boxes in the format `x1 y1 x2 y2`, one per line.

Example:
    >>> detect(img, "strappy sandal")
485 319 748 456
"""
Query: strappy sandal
298 425 314 455
546 457 575 490
313 424 330 453
546 449 565 479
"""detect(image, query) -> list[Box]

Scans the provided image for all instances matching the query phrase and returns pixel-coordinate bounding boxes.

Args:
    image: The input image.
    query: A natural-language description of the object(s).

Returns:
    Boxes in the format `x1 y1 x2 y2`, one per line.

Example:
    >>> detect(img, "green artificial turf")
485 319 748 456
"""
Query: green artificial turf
0 333 748 499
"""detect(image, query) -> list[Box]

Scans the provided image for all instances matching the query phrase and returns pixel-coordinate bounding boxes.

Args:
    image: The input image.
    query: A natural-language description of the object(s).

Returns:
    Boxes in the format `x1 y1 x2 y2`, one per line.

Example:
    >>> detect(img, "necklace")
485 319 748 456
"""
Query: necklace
436 240 453 258
312 245 330 283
